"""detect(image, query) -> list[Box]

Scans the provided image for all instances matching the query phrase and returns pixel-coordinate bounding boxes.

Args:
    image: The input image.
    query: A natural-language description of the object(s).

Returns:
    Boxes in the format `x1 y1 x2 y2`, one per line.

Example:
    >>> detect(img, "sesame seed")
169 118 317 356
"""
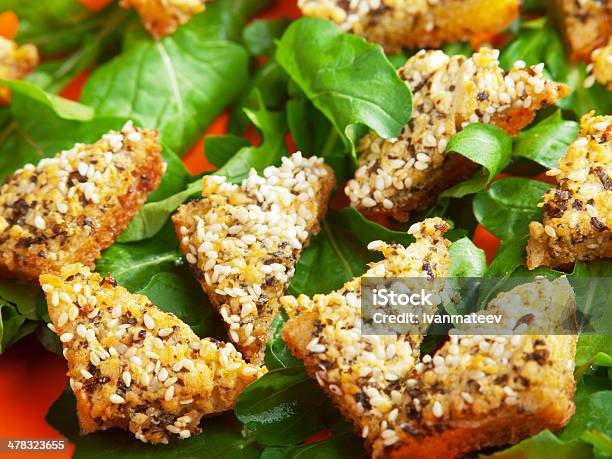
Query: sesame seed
109 394 125 404
60 332 74 343
432 401 444 418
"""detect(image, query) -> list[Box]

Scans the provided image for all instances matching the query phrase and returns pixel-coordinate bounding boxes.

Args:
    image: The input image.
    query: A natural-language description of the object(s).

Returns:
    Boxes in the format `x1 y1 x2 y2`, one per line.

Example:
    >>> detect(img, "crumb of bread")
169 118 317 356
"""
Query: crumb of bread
590 39 612 90
345 48 570 221
527 113 611 270
42 263 265 444
120 0 207 38
0 121 163 280
172 152 335 364
0 36 39 104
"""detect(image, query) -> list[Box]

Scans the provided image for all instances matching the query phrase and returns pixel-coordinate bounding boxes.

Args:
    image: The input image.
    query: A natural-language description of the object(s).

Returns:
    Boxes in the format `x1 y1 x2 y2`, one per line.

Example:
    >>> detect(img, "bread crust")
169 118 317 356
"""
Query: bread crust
119 0 207 38
0 37 39 105
0 122 163 281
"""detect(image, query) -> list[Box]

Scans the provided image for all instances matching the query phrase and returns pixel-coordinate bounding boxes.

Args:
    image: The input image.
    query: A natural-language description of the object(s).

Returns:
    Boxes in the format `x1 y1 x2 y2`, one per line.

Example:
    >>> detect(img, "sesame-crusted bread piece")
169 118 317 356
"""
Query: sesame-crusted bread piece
0 36 39 104
527 113 612 270
41 263 264 444
281 217 452 454
551 0 611 60
172 152 335 364
298 0 519 53
377 277 577 459
282 243 577 458
120 0 207 38
345 48 570 221
0 122 163 281
590 39 612 90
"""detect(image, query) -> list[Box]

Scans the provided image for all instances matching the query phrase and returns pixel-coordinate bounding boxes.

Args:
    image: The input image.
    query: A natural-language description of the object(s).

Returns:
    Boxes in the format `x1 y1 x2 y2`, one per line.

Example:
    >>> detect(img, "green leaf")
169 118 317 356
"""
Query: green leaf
0 81 125 180
96 222 183 292
483 430 593 458
261 431 367 459
146 147 191 203
47 387 262 459
137 271 225 339
243 18 291 57
264 311 303 370
449 237 487 277
512 110 579 169
485 234 530 278
576 336 612 369
205 135 251 168
81 8 250 155
216 94 287 183
235 367 327 446
117 180 201 243
0 281 45 320
441 123 512 198
473 177 549 241
276 18 412 154
289 208 412 296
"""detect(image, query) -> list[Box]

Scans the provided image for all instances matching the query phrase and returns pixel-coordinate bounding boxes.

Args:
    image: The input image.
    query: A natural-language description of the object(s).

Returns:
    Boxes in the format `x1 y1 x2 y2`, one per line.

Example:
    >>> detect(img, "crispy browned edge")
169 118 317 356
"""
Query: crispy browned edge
284 315 576 459
0 131 163 281
356 87 571 222
172 163 336 364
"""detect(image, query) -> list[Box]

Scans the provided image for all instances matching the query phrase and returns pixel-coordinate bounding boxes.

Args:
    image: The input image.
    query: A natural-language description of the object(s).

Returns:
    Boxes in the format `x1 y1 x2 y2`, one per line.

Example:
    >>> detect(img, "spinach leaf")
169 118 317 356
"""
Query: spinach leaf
243 18 291 57
512 110 579 169
557 63 612 117
289 208 413 296
440 123 512 198
261 431 367 459
576 336 612 370
81 6 250 155
448 237 487 277
205 135 251 168
216 93 288 183
483 430 593 458
0 80 125 180
276 18 412 155
137 271 225 340
473 177 549 241
146 146 191 203
96 222 183 292
264 310 303 370
117 180 201 243
47 387 262 459
235 367 328 446
0 301 38 354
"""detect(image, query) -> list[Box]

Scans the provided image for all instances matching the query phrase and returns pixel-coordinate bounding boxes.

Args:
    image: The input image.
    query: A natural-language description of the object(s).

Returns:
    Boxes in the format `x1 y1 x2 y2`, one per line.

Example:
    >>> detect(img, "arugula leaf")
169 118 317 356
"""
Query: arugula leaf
0 80 125 180
289 208 413 296
81 7 250 155
441 123 512 198
146 147 191 203
235 367 328 446
276 18 412 155
47 387 261 459
264 310 303 370
512 110 579 169
243 18 291 57
483 429 593 458
96 222 183 292
473 177 549 241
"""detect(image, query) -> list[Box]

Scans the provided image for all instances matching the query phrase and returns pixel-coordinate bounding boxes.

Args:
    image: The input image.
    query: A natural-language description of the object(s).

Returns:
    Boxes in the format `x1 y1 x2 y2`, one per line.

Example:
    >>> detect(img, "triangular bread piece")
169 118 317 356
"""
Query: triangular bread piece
42 263 264 444
172 152 335 364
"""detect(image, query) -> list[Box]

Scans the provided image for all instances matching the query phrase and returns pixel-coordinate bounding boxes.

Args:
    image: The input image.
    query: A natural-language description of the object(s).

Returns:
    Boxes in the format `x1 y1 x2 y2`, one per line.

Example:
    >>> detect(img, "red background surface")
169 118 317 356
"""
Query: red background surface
0 1 500 457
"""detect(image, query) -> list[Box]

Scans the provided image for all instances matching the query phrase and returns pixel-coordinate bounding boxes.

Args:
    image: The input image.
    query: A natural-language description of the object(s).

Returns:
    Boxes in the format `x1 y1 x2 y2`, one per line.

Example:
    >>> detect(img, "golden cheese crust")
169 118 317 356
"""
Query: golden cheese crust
281 224 577 458
120 0 207 38
345 48 570 222
172 152 335 364
527 113 612 270
0 36 39 105
551 0 612 61
42 263 264 444
0 122 163 281
298 0 519 53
